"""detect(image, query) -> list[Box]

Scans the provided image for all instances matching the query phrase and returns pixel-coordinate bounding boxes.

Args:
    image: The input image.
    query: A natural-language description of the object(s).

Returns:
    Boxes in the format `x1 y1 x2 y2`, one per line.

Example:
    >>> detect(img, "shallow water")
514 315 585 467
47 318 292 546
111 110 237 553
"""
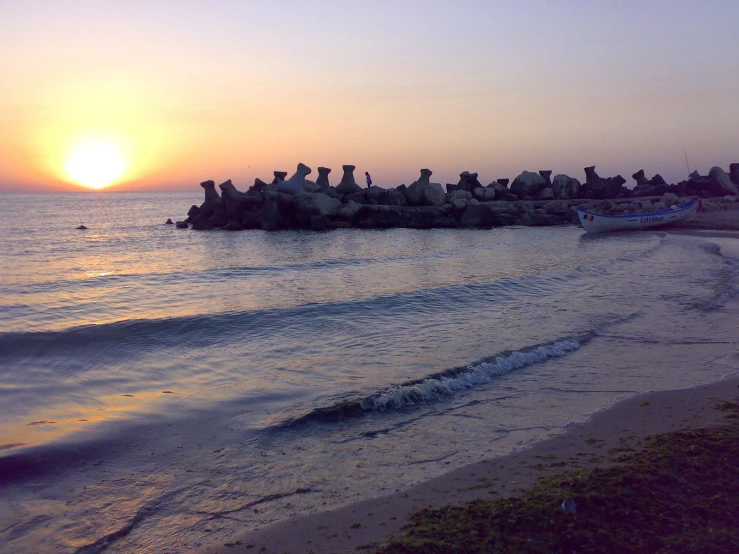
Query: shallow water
1 192 738 553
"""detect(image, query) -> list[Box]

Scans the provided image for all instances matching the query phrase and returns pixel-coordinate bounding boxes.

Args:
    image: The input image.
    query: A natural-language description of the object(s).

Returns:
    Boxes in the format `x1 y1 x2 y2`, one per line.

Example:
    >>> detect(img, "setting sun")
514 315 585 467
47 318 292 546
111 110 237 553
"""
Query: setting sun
64 140 127 189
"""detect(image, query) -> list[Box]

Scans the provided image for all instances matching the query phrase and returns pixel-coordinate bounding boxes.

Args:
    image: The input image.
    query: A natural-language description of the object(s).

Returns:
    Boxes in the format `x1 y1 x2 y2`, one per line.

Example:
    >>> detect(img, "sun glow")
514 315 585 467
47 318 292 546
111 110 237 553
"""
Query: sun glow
64 140 128 189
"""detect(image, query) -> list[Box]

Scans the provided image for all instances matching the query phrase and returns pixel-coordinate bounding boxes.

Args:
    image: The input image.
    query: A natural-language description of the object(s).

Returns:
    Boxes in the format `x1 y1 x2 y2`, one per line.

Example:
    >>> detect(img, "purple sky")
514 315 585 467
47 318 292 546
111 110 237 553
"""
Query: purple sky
1 0 738 191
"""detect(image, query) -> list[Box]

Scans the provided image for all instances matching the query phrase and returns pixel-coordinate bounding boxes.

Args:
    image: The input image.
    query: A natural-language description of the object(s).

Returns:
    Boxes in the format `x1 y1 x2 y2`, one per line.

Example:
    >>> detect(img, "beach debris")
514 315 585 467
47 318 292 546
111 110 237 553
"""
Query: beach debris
76 224 87 230
561 497 577 513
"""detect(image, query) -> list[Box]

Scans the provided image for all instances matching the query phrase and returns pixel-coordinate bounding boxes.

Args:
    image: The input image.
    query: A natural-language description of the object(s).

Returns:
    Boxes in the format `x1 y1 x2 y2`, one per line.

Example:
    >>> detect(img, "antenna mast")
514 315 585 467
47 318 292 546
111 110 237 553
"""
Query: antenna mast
683 145 691 179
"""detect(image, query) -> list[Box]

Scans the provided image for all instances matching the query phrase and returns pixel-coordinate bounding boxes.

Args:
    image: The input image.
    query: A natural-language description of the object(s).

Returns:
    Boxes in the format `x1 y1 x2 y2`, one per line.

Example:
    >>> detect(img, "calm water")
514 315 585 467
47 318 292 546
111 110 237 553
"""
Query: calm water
1 192 738 553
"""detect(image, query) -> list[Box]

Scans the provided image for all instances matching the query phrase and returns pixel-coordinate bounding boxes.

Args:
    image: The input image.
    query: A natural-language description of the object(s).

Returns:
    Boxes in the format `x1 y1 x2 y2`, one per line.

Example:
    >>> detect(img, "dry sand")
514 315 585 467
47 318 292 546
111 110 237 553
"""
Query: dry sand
193 215 739 554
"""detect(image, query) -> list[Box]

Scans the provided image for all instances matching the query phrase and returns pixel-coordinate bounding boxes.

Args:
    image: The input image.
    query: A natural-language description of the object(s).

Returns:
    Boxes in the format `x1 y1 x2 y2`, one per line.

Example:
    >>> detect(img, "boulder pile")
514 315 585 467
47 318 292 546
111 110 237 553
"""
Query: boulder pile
174 162 739 231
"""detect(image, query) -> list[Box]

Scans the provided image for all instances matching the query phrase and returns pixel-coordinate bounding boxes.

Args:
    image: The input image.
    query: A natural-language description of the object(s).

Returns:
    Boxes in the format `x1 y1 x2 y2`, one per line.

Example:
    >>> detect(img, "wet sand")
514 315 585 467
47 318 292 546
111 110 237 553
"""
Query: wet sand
193 375 739 554
192 214 739 554
673 204 739 231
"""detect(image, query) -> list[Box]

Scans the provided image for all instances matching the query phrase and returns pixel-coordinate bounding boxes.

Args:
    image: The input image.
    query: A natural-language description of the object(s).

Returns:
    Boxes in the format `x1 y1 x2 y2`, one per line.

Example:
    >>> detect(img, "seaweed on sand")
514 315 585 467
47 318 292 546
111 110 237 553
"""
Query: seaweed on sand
376 401 739 553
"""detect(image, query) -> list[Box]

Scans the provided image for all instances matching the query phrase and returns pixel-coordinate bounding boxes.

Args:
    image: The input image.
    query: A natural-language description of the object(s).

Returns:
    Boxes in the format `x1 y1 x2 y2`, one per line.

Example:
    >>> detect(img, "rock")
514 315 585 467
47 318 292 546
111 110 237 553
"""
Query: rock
535 187 554 201
689 170 701 181
730 163 739 185
580 174 626 200
241 209 261 229
175 221 188 229
490 182 509 197
250 178 269 193
257 192 290 230
543 200 569 214
380 188 408 206
510 171 547 199
501 193 519 202
200 180 224 216
335 165 363 194
335 200 363 221
316 167 331 192
449 190 472 202
346 190 367 204
365 186 384 204
354 205 406 227
220 180 259 217
456 171 482 192
295 193 343 218
472 187 497 201
277 163 311 196
76 224 87 230
416 168 433 185
460 204 496 227
539 170 552 187
223 219 243 231
405 179 446 207
660 193 679 207
529 212 564 226
631 184 656 197
584 166 600 183
309 215 332 231
561 498 577 513
651 174 668 187
271 171 287 185
165 219 173 224
551 174 581 200
681 173 724 197
302 179 320 193
496 178 509 186
450 198 470 210
632 169 649 186
709 166 739 195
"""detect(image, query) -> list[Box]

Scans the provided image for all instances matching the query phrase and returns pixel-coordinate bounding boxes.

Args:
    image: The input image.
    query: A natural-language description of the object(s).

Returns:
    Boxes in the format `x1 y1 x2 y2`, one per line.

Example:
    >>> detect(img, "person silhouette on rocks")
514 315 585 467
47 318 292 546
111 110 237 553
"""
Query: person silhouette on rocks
365 172 372 188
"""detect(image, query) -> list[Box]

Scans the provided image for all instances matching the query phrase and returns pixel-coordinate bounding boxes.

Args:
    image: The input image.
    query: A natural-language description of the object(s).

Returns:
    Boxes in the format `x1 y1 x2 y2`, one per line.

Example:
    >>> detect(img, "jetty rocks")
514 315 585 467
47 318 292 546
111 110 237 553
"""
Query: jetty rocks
176 163 739 231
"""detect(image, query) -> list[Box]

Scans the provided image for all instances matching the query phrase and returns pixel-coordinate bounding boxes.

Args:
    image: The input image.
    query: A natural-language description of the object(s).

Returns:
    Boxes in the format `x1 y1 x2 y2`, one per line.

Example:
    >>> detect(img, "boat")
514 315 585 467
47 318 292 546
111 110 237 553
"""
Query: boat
576 197 700 233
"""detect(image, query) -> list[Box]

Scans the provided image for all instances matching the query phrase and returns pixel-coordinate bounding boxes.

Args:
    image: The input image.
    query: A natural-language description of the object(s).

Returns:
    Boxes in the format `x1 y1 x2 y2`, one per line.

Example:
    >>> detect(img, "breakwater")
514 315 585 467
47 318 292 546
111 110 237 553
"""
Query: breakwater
175 164 739 230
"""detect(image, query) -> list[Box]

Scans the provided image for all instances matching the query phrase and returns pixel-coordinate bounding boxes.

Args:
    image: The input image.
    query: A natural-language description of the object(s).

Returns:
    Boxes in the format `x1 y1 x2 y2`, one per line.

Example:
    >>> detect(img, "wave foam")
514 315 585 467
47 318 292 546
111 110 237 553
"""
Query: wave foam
365 338 586 411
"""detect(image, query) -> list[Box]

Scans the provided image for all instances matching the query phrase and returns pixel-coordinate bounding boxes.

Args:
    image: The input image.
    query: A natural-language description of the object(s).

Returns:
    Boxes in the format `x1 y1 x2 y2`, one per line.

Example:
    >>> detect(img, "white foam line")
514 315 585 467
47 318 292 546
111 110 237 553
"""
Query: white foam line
367 338 583 411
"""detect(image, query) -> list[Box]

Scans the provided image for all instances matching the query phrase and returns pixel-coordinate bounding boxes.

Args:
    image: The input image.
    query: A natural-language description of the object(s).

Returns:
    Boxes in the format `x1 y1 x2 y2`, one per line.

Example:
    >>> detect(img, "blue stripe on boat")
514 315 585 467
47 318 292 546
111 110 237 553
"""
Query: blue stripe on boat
576 199 697 219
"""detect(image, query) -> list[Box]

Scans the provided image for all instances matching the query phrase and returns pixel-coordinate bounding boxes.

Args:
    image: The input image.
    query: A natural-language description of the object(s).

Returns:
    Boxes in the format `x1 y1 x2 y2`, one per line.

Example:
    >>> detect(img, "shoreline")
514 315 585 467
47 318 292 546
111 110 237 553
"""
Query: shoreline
191 225 739 554
194 373 739 554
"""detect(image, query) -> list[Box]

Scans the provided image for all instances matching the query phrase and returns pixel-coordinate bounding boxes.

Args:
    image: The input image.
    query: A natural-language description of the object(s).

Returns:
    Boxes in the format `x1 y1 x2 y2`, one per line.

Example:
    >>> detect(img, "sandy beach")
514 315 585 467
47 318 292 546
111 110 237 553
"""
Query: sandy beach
194 375 739 554
192 219 739 554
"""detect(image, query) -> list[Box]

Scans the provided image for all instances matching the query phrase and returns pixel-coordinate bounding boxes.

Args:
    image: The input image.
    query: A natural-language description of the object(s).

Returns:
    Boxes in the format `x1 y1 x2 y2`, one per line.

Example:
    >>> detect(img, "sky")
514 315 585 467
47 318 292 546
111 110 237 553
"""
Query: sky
1 0 738 192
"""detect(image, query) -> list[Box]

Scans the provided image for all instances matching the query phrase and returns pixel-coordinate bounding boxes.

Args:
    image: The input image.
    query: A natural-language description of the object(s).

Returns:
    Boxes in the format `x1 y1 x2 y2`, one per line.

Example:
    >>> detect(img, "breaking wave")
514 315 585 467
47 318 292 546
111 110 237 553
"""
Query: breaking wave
285 333 593 427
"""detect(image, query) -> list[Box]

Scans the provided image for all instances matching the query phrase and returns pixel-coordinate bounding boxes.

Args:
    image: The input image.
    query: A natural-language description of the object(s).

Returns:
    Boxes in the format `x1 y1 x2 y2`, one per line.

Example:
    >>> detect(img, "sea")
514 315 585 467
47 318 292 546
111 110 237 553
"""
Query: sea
1 192 739 553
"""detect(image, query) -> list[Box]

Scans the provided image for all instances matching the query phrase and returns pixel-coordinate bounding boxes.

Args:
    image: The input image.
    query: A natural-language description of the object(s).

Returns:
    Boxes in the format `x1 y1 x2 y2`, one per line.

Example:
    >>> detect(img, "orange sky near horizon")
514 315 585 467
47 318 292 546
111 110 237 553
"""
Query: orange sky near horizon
1 1 738 193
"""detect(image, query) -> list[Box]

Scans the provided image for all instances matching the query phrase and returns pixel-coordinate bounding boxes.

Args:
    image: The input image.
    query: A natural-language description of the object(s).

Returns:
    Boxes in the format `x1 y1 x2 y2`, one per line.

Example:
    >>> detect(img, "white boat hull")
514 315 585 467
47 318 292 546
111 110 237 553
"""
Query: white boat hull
576 198 699 233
